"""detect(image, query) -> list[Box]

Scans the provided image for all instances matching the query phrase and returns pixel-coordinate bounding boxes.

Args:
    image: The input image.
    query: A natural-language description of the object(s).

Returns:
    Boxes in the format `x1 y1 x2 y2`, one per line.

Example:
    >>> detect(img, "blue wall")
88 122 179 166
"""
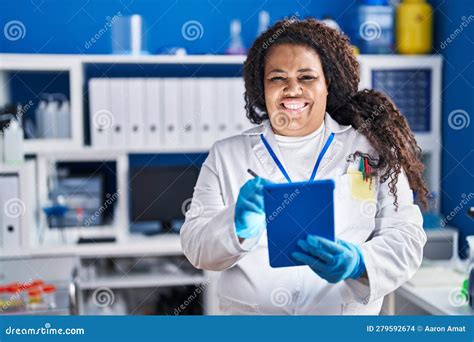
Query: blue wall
431 0 474 257
0 0 357 54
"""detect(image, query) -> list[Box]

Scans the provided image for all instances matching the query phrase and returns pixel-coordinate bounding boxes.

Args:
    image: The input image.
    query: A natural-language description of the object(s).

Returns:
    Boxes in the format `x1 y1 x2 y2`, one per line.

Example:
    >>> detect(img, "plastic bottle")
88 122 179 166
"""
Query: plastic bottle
42 284 57 309
396 0 432 54
226 20 246 55
35 100 47 138
257 11 270 36
3 119 24 165
355 0 394 54
57 100 71 138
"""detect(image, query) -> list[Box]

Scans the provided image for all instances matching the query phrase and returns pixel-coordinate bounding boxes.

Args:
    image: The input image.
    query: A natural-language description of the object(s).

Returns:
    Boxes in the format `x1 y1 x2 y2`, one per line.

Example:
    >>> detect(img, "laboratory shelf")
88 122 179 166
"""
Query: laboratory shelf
0 234 183 259
78 274 206 290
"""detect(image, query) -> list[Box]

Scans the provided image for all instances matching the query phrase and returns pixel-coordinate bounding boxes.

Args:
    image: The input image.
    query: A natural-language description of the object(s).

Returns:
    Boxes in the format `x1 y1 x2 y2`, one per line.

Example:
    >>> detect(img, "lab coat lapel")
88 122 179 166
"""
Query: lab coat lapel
245 121 289 183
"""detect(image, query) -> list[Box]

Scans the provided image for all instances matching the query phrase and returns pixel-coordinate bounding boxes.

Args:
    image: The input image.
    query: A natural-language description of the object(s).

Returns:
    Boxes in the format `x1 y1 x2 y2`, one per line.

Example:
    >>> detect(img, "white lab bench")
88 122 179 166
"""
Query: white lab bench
385 261 473 315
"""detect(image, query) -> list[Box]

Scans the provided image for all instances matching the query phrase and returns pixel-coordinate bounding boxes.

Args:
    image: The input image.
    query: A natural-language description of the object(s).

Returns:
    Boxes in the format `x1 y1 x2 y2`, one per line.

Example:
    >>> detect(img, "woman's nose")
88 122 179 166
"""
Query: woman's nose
283 79 303 96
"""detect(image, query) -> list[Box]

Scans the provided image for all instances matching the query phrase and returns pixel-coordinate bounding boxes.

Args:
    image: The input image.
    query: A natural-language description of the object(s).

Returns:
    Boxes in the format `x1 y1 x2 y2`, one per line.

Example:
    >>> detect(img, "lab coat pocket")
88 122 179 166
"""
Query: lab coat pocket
334 174 376 241
218 294 261 315
347 170 375 202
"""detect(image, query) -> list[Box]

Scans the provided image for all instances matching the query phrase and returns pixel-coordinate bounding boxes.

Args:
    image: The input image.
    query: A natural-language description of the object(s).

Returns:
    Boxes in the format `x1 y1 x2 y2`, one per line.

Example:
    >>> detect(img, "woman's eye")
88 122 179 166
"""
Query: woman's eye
300 75 317 81
270 76 286 82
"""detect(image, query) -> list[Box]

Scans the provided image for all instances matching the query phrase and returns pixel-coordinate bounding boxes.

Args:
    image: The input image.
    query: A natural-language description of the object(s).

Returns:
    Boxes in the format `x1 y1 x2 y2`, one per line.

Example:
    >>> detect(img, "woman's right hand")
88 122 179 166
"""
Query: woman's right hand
234 176 272 239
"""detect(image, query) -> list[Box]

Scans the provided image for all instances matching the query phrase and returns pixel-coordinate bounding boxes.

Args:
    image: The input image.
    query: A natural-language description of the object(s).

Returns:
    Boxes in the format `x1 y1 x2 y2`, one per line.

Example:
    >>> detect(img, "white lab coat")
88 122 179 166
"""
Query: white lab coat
180 113 426 315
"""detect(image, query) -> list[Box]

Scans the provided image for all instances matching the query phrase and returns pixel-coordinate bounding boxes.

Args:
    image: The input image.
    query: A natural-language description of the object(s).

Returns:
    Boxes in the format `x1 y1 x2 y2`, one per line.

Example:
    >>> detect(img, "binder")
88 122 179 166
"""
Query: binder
214 78 232 141
144 78 162 146
180 78 198 149
231 77 251 135
127 78 146 148
89 78 111 148
0 175 21 250
196 78 217 148
109 78 128 148
162 78 181 148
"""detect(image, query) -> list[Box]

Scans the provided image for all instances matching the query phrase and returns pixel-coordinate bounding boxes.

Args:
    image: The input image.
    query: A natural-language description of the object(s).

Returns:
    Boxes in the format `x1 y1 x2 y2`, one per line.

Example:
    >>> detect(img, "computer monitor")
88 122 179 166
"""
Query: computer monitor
129 165 200 234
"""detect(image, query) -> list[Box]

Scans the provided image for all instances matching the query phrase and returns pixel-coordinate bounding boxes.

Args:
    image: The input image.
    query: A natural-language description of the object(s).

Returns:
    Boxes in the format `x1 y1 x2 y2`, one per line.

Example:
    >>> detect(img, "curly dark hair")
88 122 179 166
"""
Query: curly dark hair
243 18 429 209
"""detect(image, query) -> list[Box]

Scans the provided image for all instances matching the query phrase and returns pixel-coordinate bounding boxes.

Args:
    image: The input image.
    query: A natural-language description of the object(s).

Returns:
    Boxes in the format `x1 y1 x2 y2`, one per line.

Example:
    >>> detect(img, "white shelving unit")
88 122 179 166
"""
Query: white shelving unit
0 53 442 316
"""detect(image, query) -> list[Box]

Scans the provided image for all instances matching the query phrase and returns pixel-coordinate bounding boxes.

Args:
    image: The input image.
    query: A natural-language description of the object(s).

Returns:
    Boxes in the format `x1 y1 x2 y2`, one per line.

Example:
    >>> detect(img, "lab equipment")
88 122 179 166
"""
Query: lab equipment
372 69 431 132
35 94 71 139
42 284 57 309
292 236 366 283
226 20 246 55
257 11 270 36
3 118 24 165
234 177 271 239
0 175 21 250
112 15 148 55
354 0 394 54
396 0 432 54
264 179 336 268
466 236 474 309
129 164 200 234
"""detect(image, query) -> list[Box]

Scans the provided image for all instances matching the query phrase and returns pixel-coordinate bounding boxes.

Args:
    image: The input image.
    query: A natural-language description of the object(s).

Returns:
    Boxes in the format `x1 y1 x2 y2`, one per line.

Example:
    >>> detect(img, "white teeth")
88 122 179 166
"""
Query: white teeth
283 103 305 110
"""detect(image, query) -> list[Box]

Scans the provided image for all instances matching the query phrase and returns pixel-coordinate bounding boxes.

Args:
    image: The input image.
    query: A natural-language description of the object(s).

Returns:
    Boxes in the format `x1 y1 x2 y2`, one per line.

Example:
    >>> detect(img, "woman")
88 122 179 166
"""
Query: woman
181 19 428 315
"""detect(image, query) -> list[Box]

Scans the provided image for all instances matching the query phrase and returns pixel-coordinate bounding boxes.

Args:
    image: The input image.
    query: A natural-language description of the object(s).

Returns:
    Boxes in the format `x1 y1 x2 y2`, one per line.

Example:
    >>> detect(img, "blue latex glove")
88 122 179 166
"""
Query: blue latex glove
291 235 366 283
234 176 272 239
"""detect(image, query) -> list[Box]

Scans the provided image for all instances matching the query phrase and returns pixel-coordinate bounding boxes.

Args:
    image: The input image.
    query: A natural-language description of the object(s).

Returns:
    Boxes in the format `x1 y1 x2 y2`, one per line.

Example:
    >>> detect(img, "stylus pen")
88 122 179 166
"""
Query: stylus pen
247 168 259 178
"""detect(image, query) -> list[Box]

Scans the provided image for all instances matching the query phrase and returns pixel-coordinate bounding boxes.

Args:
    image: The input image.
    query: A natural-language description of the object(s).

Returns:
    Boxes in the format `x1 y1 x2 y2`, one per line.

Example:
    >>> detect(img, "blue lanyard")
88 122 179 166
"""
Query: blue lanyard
259 132 335 183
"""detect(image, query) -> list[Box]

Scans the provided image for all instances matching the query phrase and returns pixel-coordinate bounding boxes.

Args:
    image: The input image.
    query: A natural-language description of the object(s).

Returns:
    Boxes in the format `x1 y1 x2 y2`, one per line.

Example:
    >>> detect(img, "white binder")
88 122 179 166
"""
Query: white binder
144 78 162 147
197 78 217 148
89 78 111 148
162 78 181 148
109 78 128 148
180 78 198 149
214 78 232 142
232 77 253 134
127 78 146 148
0 175 21 250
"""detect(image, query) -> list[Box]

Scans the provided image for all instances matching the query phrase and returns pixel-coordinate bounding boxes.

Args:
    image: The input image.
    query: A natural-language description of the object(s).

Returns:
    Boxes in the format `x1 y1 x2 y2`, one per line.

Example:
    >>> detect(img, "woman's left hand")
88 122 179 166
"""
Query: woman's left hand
291 235 366 283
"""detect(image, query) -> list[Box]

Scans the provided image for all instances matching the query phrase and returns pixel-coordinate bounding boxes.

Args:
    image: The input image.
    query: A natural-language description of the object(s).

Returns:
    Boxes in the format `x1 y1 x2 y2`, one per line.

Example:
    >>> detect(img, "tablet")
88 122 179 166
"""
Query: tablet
263 179 335 268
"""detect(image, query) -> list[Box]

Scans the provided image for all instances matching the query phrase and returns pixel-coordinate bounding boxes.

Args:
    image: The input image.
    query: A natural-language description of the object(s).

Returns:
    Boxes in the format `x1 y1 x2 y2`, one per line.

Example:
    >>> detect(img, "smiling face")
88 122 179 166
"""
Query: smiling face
264 44 328 136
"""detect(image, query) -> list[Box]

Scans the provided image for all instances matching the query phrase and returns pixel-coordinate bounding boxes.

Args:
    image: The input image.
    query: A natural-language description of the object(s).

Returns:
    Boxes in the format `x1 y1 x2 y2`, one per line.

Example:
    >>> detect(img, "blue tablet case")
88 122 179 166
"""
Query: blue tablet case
263 179 335 268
